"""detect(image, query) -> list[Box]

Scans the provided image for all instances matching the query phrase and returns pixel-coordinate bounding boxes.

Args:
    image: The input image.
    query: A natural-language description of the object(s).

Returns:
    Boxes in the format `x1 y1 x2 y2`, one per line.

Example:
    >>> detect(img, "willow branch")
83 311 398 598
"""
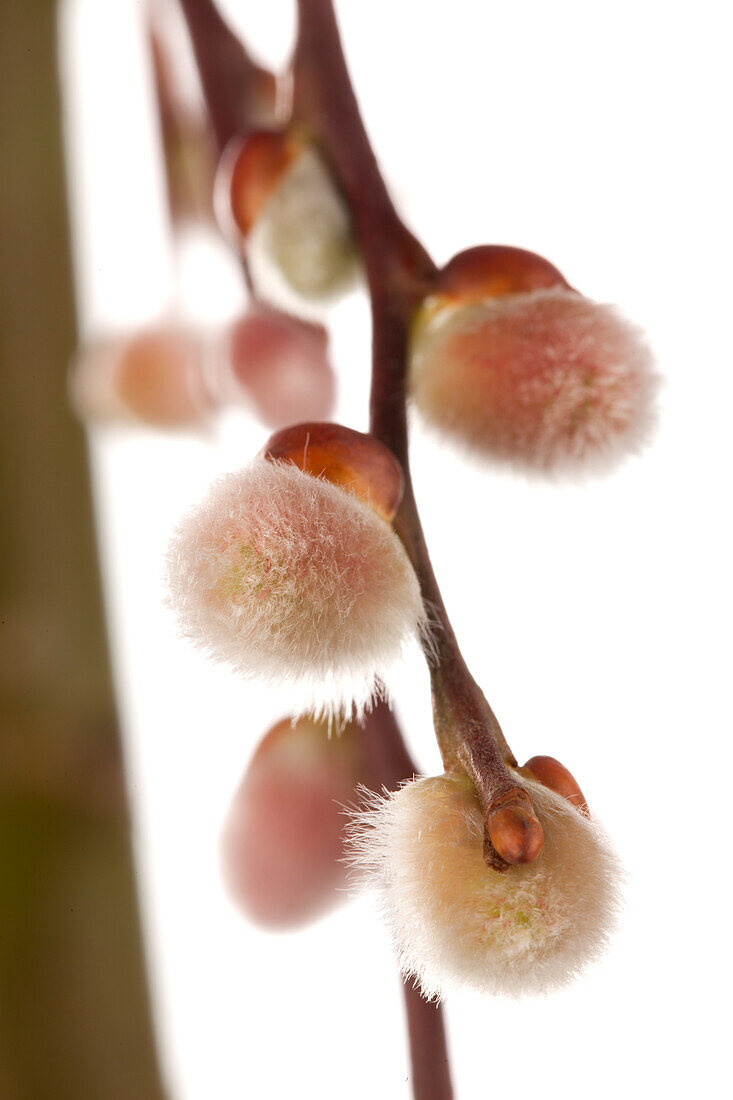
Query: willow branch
177 0 276 151
177 2 457 1093
291 0 542 871
359 700 454 1100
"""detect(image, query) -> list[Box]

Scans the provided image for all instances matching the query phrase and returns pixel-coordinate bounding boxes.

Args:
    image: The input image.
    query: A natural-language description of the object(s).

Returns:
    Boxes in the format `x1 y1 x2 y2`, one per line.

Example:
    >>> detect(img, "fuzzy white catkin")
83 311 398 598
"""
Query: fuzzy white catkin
347 772 623 999
409 288 659 477
166 459 426 720
251 147 358 299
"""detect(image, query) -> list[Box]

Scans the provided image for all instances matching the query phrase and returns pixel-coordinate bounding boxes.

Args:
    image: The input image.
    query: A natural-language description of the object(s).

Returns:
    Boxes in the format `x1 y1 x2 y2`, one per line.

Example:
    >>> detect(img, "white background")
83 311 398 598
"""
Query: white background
61 1 732 1097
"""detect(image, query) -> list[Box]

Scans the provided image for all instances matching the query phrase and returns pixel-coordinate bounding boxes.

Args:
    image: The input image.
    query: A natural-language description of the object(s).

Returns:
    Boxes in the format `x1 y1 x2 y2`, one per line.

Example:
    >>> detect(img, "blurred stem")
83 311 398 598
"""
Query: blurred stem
176 0 276 151
0 3 165 1096
174 0 276 297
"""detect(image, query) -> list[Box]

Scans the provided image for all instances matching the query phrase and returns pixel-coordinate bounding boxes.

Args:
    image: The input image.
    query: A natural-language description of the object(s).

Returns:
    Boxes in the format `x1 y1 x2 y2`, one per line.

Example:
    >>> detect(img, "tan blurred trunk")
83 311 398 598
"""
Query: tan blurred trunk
0 3 167 1097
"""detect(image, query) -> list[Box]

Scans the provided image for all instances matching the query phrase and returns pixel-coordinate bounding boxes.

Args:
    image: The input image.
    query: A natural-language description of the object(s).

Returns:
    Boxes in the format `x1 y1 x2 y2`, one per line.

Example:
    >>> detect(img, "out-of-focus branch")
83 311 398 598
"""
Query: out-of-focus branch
177 0 277 151
0 3 165 1096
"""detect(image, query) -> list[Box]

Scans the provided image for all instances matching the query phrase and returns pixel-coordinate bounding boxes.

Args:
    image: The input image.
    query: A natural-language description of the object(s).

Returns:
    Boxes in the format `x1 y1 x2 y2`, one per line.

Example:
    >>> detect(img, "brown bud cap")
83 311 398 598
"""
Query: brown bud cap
217 130 302 239
521 755 589 817
263 422 404 523
436 245 571 304
486 788 545 867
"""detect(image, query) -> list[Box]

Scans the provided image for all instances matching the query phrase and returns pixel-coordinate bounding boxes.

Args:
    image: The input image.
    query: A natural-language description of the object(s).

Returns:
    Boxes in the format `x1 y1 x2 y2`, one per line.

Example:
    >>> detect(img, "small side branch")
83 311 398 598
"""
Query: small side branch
177 0 276 150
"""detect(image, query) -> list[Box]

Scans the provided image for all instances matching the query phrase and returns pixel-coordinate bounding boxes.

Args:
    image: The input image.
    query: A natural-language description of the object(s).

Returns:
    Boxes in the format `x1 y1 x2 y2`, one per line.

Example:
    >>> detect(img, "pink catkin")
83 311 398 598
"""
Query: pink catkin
166 460 426 719
410 288 659 475
221 717 359 928
69 327 213 429
224 308 335 429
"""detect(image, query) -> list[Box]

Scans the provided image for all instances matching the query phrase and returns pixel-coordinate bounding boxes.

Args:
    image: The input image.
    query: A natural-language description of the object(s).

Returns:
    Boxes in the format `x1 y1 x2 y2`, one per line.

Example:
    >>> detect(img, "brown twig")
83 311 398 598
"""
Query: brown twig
359 700 454 1100
148 28 217 226
402 978 455 1100
176 0 276 152
290 0 543 871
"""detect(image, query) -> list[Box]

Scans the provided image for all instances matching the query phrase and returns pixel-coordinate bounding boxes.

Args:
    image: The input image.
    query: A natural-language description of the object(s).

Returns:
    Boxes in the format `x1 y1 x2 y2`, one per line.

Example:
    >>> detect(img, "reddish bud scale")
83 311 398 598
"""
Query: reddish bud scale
263 422 404 523
438 245 570 302
416 245 571 335
521 755 589 816
487 788 545 867
225 308 335 428
221 717 363 928
219 131 301 239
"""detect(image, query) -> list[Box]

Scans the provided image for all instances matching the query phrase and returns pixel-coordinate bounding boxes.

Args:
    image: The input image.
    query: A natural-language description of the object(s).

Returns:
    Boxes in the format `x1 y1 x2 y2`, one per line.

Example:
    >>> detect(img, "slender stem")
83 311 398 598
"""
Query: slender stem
148 29 217 228
174 0 269 296
368 301 515 769
360 701 454 1100
291 0 538 870
291 0 433 296
402 982 454 1100
176 0 276 152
